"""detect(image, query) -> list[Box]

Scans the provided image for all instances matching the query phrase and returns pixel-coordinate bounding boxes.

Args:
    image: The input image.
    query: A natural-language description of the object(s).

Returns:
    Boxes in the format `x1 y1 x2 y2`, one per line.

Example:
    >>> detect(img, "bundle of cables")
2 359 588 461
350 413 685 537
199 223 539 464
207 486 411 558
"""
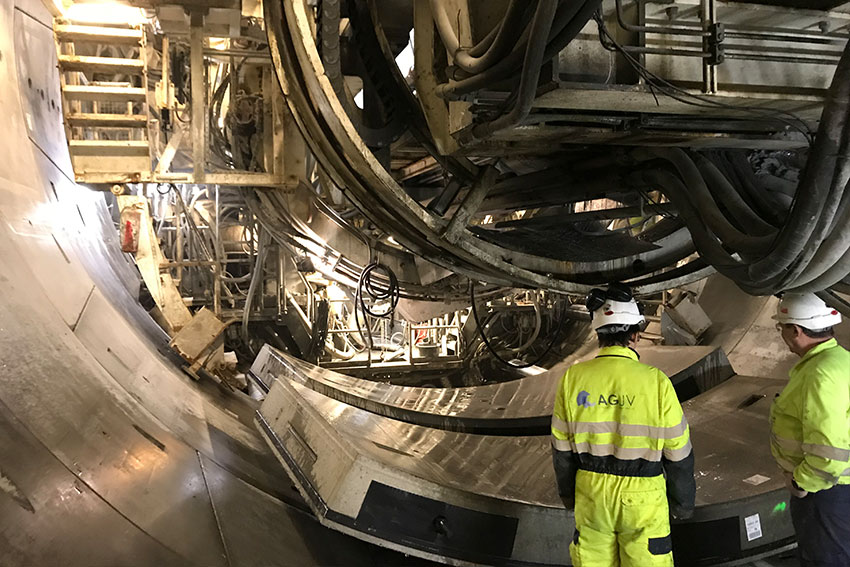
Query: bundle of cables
469 281 566 369
594 12 850 297
354 261 400 353
430 0 603 138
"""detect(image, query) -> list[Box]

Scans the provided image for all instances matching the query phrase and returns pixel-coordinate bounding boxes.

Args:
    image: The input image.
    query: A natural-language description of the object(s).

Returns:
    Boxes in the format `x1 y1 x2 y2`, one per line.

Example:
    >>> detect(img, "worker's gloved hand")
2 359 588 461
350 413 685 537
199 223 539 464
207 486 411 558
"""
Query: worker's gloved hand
669 503 694 521
784 472 808 499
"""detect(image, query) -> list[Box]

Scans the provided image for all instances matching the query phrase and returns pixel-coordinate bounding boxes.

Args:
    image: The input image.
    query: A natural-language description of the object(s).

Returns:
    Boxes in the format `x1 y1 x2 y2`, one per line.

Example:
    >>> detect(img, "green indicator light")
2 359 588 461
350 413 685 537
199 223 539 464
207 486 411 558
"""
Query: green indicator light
773 501 787 514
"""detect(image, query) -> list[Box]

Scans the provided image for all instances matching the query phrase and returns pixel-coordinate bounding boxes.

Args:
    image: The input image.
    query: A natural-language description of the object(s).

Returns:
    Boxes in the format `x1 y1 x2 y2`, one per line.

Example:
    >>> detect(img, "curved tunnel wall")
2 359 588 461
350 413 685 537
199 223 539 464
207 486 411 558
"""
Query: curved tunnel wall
0 1 434 565
699 275 850 379
1 0 282 561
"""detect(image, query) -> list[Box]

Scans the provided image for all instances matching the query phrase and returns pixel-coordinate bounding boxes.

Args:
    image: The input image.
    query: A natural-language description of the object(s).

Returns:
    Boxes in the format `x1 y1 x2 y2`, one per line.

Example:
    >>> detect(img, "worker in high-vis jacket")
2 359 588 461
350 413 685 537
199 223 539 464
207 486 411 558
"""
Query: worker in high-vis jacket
770 293 850 566
551 284 695 567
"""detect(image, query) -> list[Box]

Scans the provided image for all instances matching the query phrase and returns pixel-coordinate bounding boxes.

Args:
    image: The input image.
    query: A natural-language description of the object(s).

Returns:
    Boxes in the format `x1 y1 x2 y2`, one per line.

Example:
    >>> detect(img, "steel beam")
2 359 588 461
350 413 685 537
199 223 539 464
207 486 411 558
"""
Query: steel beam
190 13 206 183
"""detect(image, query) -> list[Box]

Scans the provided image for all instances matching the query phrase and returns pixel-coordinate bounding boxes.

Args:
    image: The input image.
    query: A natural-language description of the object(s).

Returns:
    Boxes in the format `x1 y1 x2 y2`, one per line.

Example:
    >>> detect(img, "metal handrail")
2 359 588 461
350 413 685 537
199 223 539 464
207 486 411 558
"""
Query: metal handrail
614 0 709 37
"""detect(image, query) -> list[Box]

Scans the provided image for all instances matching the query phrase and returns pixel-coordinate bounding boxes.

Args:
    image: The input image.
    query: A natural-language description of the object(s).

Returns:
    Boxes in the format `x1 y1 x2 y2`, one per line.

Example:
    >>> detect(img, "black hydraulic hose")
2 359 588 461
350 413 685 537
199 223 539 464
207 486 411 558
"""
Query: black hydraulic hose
789 238 850 293
704 152 764 218
779 119 850 289
445 0 575 82
634 169 753 286
209 71 236 168
780 133 850 289
782 188 850 291
463 3 537 58
360 263 400 317
793 182 850 289
436 0 595 99
747 38 850 283
470 0 558 139
466 18 499 58
544 0 603 65
719 151 789 227
469 281 566 369
693 154 777 237
430 0 530 75
633 149 774 255
790 250 850 293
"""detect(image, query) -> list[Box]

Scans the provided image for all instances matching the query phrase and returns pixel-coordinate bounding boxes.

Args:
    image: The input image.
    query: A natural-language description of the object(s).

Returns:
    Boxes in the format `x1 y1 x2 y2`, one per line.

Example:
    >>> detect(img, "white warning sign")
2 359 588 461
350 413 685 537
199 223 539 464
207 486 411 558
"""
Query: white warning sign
745 513 763 542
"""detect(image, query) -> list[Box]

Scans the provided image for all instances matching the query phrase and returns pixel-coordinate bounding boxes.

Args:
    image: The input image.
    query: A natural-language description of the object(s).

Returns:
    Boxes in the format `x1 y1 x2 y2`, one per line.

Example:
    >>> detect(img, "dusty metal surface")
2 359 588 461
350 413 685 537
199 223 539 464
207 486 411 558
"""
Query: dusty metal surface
251 341 734 434
257 367 795 566
257 380 570 567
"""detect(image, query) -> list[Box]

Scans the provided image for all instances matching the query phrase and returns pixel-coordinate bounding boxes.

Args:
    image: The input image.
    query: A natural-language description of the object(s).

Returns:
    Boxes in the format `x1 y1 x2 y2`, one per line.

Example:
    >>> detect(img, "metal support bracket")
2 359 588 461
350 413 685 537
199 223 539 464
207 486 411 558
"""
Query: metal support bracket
442 166 498 244
707 23 726 65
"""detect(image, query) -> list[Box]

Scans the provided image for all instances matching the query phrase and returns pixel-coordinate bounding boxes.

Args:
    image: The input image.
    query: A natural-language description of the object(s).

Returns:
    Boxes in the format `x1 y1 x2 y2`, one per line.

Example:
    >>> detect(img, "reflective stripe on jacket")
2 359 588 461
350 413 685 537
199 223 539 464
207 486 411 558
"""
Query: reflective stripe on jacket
770 338 850 493
551 345 694 514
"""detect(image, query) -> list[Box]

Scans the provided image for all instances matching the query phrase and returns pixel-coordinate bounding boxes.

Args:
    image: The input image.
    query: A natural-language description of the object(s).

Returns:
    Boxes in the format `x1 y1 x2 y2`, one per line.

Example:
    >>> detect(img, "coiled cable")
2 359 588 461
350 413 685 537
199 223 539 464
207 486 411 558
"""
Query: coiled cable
354 261 400 355
469 281 565 369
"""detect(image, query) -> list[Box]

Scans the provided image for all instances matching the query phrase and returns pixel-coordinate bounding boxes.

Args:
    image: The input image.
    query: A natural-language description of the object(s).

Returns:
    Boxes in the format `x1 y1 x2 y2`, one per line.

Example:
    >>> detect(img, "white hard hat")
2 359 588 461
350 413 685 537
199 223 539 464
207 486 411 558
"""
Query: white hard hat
773 293 842 330
592 299 645 331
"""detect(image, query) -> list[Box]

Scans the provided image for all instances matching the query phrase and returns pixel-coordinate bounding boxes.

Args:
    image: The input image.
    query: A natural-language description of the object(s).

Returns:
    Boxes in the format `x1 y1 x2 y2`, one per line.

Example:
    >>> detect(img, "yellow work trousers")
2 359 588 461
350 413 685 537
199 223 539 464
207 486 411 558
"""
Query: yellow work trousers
570 470 673 567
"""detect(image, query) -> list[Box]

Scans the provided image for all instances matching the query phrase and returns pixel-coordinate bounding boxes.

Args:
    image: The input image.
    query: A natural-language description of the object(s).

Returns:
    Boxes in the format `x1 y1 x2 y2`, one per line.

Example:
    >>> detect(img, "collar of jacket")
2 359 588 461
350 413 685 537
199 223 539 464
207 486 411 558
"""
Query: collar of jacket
795 337 838 368
596 345 640 361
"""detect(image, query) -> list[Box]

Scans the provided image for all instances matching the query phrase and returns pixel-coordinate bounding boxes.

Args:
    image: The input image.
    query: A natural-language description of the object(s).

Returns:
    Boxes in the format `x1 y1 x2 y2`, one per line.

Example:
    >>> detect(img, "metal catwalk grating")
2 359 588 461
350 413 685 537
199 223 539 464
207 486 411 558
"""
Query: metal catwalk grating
469 223 660 262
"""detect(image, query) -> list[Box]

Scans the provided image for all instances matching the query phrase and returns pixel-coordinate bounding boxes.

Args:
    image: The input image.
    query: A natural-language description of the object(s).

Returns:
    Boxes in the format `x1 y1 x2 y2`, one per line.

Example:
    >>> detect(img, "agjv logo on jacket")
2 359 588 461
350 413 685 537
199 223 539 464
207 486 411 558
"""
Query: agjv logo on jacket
577 390 595 408
577 390 635 408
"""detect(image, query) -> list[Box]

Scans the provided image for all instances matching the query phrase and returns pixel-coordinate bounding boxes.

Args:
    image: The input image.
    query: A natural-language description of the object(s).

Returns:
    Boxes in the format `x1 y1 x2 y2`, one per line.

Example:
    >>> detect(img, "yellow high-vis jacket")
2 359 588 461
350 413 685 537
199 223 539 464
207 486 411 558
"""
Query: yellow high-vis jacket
551 345 695 516
770 338 850 493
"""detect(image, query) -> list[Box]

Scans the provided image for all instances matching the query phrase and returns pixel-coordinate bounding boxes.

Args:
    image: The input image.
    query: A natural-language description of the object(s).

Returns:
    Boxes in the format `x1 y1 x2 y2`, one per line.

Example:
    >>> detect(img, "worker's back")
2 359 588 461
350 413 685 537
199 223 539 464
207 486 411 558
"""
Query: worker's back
557 346 688 474
552 345 694 567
